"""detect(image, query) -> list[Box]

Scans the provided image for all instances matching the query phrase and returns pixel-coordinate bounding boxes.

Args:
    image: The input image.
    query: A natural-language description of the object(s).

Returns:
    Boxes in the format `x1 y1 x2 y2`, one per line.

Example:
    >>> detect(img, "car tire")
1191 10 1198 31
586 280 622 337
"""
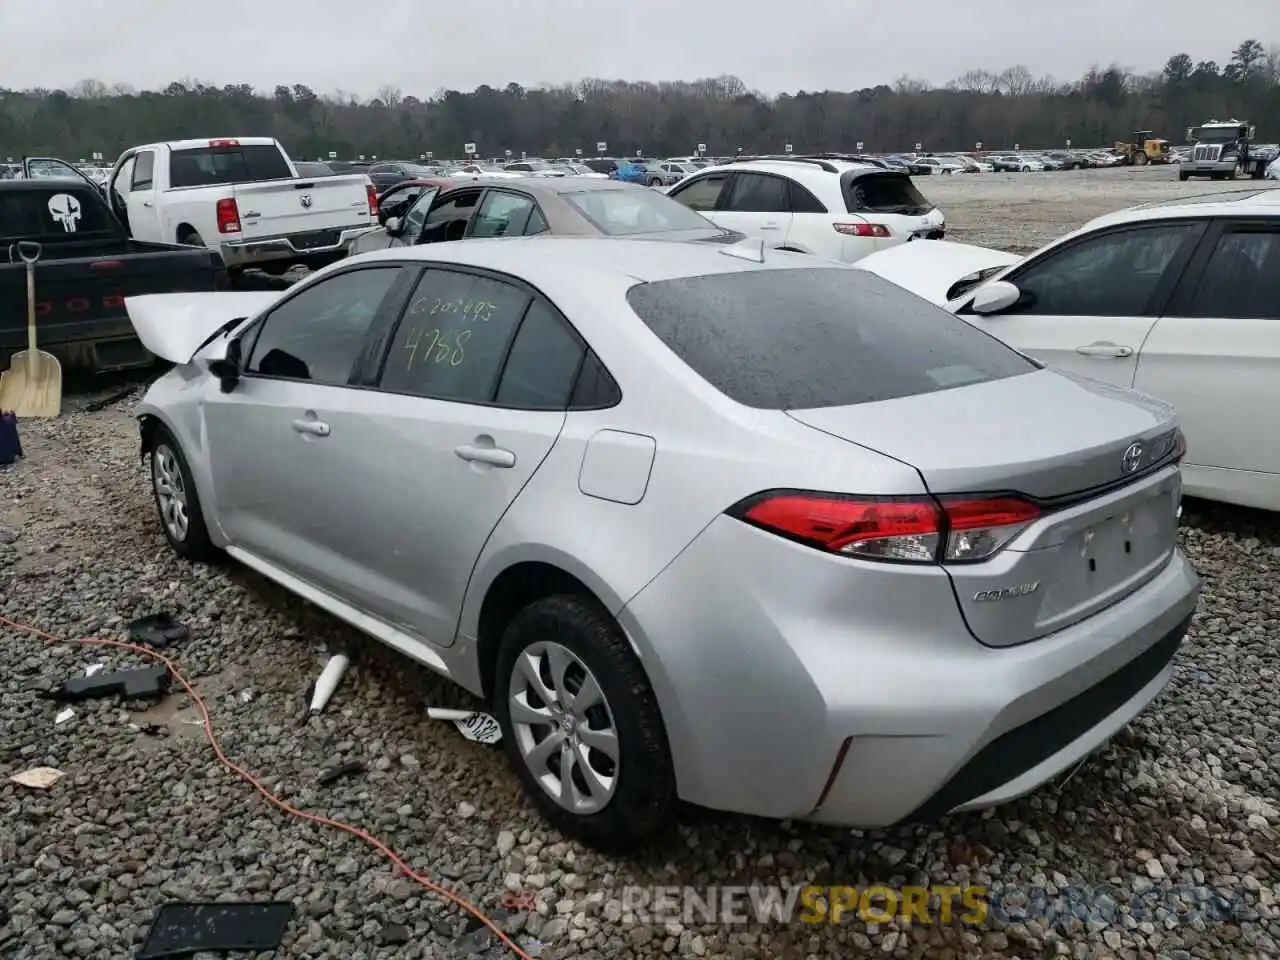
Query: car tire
648 178 663 187
149 427 218 562
493 594 676 851
1179 171 1190 181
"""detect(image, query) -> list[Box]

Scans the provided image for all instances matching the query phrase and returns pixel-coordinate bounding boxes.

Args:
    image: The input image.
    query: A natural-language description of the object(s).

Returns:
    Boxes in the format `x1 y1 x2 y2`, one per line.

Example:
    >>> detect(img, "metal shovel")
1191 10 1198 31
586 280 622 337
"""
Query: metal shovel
0 241 62 418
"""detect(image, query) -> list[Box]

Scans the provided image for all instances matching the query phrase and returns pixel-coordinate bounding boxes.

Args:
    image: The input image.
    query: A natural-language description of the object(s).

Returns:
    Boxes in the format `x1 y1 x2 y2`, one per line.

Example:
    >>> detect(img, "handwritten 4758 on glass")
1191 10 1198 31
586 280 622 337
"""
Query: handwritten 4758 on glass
402 298 497 370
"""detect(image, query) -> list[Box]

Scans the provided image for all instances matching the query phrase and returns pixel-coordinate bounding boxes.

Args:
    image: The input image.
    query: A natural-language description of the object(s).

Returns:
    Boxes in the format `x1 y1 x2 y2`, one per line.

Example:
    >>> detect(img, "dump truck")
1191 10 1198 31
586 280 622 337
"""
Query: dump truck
1181 119 1270 180
1113 132 1173 165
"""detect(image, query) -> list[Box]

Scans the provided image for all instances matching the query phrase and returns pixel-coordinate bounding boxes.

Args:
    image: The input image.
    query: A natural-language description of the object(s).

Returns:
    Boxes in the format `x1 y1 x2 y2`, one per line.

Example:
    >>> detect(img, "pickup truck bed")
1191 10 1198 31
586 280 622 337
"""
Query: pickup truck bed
1 178 228 371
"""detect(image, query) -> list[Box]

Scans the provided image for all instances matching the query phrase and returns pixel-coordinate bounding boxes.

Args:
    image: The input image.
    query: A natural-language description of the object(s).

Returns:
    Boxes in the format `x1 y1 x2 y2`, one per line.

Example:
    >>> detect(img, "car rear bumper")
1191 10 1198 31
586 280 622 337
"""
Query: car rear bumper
220 225 377 267
620 514 1199 828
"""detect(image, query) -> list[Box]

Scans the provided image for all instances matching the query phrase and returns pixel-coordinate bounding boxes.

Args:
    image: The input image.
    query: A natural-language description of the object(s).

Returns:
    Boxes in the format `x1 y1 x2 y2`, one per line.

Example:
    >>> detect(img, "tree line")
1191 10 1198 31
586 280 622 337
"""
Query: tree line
1 39 1277 162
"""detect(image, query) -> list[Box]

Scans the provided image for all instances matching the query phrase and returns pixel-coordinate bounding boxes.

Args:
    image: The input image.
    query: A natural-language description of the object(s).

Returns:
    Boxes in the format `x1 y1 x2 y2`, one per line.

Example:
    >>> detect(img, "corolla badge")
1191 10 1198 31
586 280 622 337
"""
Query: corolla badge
973 582 1040 602
1121 441 1144 474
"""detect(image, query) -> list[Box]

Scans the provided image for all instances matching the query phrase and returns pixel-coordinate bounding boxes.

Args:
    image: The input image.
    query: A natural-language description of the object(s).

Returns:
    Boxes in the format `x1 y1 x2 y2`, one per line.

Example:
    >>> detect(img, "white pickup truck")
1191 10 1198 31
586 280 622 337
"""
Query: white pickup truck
105 138 377 276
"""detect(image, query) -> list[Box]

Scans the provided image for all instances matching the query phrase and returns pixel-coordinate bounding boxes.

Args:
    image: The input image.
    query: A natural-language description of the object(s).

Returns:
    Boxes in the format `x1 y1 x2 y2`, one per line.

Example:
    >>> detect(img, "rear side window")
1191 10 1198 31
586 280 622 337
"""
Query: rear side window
378 268 532 403
168 145 293 187
844 173 932 216
626 268 1035 410
723 174 790 213
495 301 585 408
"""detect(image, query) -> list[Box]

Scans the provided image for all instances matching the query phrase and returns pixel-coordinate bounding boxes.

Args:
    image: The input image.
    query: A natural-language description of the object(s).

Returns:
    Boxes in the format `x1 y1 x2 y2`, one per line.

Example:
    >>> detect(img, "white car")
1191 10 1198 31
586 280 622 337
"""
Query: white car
664 157 945 262
854 189 1280 511
124 236 1198 847
1267 155 1279 179
915 156 967 175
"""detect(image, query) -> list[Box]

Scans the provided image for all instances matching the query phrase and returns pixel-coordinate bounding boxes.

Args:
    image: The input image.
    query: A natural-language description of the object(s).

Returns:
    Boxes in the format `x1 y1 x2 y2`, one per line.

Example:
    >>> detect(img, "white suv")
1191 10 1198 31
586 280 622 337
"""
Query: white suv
665 157 945 262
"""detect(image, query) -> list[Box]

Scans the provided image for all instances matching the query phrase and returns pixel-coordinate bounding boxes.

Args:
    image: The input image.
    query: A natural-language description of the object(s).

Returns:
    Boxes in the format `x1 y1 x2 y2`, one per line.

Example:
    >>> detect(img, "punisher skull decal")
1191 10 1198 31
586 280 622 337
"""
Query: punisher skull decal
48 193 82 232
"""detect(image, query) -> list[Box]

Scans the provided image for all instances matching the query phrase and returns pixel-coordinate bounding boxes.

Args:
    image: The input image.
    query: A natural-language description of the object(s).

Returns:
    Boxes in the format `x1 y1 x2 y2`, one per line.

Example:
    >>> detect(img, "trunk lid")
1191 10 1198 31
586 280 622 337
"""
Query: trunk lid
841 170 943 245
787 369 1183 647
231 175 372 240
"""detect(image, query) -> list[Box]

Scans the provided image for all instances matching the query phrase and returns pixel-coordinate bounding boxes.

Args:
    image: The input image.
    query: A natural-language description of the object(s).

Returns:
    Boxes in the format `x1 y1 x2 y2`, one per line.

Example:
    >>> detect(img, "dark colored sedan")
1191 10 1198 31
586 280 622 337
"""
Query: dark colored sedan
349 177 737 256
364 161 442 191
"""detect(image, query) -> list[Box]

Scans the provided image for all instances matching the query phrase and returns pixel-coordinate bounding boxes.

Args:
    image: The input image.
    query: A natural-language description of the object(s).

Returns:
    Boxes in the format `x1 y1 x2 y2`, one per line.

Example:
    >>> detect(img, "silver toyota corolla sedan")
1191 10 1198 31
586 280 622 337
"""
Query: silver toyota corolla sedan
125 236 1199 849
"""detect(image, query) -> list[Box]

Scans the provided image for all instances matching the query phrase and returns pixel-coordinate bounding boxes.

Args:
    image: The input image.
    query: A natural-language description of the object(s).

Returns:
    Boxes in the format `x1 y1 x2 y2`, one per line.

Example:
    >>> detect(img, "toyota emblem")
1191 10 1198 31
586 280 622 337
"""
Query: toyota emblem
299 194 313 208
1121 442 1144 474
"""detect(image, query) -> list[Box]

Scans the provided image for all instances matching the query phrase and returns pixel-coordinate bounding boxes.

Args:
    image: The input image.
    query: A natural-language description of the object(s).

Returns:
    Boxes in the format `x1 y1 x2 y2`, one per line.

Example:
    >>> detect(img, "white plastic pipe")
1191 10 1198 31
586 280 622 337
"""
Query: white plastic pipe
309 654 350 713
426 707 474 721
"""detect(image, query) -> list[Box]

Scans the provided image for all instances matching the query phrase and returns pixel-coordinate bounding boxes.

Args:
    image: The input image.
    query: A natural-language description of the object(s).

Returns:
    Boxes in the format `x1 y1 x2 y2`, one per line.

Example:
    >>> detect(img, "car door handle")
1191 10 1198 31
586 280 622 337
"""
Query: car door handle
142 201 153 208
1076 342 1133 358
455 444 516 467
291 418 331 437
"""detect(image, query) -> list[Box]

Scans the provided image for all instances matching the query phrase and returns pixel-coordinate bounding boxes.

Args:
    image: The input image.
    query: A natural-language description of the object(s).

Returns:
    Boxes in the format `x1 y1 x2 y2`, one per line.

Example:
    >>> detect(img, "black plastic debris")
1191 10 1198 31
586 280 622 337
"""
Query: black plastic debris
136 901 293 958
84 386 137 413
43 666 170 703
127 613 189 649
315 760 366 786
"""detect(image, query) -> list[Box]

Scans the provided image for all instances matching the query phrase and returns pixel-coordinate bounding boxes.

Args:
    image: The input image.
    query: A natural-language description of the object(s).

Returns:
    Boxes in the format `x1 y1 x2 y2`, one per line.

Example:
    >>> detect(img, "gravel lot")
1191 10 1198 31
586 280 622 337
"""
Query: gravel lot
2 169 1279 960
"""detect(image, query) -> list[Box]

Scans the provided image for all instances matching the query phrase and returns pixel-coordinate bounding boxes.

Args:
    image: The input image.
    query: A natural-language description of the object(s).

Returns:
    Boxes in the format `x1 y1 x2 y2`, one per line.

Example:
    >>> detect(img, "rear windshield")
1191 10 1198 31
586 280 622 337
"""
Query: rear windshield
168 145 293 188
0 187 113 240
563 189 717 236
844 172 932 216
625 268 1035 409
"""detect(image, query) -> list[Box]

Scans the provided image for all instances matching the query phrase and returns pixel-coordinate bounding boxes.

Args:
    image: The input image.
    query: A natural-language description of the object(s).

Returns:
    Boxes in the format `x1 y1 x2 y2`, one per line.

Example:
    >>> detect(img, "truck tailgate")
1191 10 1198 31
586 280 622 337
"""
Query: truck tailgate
0 245 227 368
232 175 372 242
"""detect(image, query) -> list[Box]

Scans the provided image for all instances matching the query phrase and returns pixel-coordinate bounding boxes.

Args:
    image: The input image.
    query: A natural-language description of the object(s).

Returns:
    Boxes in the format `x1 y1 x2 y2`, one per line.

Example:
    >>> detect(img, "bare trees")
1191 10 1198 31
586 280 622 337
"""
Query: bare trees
0 39 1275 160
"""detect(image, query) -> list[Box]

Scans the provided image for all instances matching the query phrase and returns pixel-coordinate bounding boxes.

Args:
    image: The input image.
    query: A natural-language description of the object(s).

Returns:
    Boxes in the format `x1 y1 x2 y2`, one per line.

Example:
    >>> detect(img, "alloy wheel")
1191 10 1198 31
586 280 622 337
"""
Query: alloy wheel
152 444 189 542
508 640 620 814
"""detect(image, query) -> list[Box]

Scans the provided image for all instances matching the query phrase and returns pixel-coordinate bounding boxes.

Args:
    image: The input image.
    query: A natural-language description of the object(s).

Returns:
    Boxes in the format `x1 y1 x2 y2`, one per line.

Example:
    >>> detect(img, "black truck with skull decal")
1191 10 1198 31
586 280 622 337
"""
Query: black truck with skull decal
1 173 229 371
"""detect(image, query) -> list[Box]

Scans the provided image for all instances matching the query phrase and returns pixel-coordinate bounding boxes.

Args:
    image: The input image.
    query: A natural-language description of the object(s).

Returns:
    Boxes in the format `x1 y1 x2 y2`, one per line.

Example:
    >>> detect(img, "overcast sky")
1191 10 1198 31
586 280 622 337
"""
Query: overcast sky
2 0 1274 96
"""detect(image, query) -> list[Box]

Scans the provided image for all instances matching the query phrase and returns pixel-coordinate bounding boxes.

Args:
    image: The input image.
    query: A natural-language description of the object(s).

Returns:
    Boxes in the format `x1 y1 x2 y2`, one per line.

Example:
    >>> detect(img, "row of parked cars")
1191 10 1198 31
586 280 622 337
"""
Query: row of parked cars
118 131 1280 851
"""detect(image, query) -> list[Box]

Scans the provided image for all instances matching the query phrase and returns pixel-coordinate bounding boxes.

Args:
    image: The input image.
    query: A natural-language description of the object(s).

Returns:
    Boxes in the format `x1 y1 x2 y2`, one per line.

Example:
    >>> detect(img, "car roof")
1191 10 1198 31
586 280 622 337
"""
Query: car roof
437 177 653 198
694 158 881 179
1083 187 1280 230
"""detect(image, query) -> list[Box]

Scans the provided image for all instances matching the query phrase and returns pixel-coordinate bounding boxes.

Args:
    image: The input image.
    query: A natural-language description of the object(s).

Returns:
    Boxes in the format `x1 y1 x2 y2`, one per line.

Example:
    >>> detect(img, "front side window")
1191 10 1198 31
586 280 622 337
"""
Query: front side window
131 151 155 190
245 268 402 384
418 190 481 243
1008 223 1201 316
668 174 727 211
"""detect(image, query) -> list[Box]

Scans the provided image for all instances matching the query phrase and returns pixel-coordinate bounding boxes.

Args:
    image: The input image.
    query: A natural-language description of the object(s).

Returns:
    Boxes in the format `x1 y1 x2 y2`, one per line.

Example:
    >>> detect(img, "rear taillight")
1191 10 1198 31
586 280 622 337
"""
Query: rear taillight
833 222 891 238
208 139 240 148
728 492 1039 564
215 197 241 234
1172 428 1187 462
367 183 379 218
